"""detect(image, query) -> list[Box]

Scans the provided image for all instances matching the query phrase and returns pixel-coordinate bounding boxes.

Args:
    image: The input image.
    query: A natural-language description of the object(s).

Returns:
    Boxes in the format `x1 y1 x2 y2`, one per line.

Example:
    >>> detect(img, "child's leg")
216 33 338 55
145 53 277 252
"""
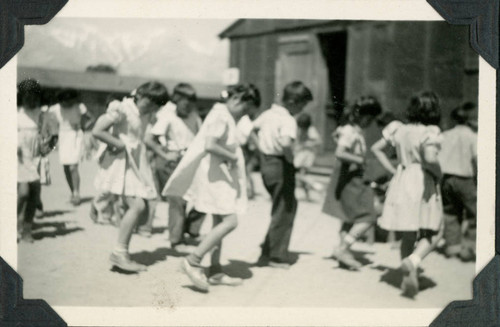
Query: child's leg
63 165 74 195
208 215 223 275
333 222 372 269
400 231 417 260
19 181 40 242
69 164 81 202
110 196 147 272
187 214 238 266
139 199 156 236
117 196 146 249
17 182 30 240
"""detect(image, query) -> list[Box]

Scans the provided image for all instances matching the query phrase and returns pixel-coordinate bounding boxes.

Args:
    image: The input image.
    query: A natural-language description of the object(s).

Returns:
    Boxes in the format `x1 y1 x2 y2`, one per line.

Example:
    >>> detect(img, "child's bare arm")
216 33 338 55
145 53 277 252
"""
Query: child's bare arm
144 133 179 161
92 115 125 151
371 138 396 175
335 145 364 165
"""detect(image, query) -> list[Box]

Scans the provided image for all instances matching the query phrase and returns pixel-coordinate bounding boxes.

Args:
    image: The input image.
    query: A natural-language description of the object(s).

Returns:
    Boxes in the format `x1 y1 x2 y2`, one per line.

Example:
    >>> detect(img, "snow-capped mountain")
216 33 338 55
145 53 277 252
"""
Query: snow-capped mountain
18 18 231 83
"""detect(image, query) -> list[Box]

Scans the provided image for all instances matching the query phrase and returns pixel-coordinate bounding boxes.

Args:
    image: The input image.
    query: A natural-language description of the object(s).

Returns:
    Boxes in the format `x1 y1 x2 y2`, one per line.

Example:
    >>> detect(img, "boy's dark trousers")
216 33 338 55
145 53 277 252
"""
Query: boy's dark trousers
168 195 206 245
260 154 298 262
441 174 477 253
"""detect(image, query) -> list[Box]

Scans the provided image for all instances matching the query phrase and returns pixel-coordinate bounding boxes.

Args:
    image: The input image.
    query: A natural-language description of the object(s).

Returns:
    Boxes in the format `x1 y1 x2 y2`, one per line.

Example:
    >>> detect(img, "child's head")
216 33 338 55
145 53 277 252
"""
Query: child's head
450 102 477 126
57 88 80 108
350 96 383 128
18 79 42 110
376 111 397 128
282 81 313 115
223 84 261 120
406 91 440 126
134 81 169 115
297 113 312 130
172 83 197 118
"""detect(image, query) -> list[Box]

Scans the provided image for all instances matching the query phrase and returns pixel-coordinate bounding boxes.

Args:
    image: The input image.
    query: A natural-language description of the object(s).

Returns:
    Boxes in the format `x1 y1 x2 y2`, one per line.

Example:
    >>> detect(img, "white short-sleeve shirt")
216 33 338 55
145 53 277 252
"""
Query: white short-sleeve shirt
253 104 297 155
150 102 201 151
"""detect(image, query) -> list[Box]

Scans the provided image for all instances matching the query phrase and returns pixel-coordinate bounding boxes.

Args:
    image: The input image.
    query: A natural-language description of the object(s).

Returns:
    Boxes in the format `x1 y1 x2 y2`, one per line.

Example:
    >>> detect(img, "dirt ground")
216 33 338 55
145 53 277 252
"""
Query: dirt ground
18 151 475 308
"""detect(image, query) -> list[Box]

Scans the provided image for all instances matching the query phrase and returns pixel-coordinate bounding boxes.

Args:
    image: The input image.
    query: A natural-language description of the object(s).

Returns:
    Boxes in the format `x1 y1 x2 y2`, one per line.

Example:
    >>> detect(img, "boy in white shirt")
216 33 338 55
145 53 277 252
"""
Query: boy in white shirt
253 81 313 268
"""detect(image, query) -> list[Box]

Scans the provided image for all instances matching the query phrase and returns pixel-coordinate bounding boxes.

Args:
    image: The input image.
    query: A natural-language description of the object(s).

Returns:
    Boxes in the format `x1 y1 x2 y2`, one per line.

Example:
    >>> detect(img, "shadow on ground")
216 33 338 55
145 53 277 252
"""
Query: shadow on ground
32 221 84 240
223 260 254 279
130 247 189 266
38 210 72 219
372 265 437 294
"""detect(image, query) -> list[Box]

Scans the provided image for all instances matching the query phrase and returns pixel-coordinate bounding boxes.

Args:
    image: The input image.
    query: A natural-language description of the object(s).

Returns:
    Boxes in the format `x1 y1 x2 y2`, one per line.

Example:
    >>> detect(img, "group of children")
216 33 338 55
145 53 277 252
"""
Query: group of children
323 92 477 298
17 77 477 298
17 80 94 242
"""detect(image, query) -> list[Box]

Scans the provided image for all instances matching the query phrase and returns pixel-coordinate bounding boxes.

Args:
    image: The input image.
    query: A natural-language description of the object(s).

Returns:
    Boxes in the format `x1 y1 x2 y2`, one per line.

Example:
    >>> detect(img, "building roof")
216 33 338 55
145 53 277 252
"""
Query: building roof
219 19 337 39
17 66 223 99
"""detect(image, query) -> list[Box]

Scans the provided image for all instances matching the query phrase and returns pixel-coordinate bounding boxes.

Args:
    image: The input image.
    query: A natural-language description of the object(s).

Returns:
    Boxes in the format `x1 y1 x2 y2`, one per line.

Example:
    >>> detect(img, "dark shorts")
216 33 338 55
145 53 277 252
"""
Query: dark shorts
153 155 181 195
441 174 477 219
323 161 376 224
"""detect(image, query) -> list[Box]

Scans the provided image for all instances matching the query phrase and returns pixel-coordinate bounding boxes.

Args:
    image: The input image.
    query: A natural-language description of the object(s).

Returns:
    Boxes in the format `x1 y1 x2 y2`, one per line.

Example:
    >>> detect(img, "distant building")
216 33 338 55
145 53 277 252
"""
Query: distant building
17 66 224 119
220 20 478 169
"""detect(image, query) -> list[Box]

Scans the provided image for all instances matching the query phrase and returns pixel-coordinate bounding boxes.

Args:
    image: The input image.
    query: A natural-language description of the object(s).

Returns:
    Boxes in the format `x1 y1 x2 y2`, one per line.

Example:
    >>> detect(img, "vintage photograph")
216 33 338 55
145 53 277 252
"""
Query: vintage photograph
15 16 480 310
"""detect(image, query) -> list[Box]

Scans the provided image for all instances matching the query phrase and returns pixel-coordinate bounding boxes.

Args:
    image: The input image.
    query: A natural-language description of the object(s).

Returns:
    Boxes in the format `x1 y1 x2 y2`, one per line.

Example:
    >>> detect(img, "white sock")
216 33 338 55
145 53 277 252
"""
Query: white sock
113 243 128 255
408 253 421 268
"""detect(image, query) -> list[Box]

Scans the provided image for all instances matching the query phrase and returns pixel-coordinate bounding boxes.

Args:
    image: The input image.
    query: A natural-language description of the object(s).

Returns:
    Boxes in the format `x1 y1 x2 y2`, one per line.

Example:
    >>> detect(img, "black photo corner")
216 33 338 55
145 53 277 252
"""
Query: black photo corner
0 0 498 326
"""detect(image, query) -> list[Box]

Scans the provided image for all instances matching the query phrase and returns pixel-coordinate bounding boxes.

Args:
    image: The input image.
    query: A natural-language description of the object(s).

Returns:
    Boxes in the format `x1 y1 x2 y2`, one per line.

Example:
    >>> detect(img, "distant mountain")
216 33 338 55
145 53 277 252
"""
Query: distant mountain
18 18 231 84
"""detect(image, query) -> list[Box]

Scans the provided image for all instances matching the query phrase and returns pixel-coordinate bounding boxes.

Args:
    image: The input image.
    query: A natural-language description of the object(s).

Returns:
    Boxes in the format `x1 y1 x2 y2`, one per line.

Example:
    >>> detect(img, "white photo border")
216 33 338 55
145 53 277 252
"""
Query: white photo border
0 0 495 326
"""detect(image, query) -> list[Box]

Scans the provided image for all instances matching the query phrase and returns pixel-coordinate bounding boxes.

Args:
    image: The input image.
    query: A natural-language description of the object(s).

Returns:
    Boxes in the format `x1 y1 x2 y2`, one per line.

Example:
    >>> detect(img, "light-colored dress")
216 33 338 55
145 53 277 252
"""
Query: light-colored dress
378 122 443 232
294 126 321 168
48 103 86 165
18 108 43 183
94 98 157 200
162 103 247 215
322 124 376 223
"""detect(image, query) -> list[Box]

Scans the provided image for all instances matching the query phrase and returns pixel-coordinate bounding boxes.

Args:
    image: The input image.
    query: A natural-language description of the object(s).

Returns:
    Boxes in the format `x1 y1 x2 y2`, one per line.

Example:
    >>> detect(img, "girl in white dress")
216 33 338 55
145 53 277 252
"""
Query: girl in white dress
17 79 58 242
92 82 169 273
163 84 260 292
372 92 443 298
49 89 94 206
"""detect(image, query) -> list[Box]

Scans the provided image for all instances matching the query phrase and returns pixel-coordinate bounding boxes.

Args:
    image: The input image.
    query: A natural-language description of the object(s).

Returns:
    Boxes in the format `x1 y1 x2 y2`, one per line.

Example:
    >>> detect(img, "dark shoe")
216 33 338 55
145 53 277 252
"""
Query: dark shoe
180 258 209 292
401 258 419 298
255 255 270 267
109 252 147 272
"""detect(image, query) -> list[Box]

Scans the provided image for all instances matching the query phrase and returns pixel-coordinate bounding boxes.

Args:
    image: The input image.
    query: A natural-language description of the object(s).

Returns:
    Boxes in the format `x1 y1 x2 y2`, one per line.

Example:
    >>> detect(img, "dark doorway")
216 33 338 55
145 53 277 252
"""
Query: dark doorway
318 31 348 152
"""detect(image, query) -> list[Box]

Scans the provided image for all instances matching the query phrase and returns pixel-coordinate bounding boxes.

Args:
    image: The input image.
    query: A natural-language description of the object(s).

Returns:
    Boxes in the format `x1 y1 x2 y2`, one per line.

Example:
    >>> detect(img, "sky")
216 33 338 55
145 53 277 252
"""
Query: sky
18 18 234 84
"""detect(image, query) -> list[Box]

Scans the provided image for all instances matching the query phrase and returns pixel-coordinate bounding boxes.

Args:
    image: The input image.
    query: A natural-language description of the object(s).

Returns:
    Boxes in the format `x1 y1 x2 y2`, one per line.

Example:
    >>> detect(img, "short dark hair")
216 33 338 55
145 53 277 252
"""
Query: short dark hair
135 81 169 107
225 83 261 108
57 88 80 104
18 79 42 108
406 91 441 126
282 81 313 104
376 111 398 127
352 96 383 118
451 102 477 125
173 83 197 101
297 112 312 129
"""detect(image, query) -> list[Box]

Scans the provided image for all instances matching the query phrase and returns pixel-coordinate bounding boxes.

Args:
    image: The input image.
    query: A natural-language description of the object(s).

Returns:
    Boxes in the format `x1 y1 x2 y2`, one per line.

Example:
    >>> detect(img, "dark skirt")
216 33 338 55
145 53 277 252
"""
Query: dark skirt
322 159 376 223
